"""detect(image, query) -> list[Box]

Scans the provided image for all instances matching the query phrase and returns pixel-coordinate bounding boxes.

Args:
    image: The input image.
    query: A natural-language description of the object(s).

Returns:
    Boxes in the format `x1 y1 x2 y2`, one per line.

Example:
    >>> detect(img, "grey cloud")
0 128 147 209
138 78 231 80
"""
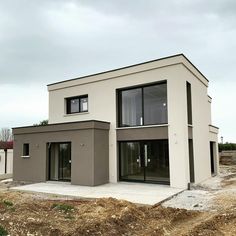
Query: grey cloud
0 0 235 141
0 0 236 85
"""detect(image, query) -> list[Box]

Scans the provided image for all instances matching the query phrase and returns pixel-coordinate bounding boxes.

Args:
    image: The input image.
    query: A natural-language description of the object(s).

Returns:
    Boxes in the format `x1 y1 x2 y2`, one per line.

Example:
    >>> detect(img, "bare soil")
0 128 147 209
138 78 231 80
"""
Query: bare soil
0 165 235 236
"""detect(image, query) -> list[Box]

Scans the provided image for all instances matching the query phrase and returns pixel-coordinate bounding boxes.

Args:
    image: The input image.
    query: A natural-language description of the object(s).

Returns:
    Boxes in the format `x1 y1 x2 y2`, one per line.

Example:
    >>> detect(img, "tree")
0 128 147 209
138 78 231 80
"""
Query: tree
0 128 13 151
33 119 48 126
219 143 236 152
0 128 12 142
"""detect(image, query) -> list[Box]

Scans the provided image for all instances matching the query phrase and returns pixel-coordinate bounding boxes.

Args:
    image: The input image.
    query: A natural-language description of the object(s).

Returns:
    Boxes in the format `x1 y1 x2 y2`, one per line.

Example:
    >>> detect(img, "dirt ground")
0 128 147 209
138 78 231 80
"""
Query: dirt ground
0 165 235 236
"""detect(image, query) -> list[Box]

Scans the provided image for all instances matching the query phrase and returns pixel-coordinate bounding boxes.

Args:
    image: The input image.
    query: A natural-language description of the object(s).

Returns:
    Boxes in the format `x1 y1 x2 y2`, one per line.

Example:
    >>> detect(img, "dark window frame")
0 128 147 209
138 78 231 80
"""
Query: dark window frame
117 81 168 127
186 82 193 125
66 95 88 114
48 142 71 181
118 139 170 185
23 143 29 157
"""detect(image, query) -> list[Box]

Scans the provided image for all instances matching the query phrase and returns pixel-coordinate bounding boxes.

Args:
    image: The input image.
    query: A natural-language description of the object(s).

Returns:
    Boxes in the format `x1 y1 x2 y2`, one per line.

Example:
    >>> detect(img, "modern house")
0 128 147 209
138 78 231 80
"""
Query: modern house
13 54 219 189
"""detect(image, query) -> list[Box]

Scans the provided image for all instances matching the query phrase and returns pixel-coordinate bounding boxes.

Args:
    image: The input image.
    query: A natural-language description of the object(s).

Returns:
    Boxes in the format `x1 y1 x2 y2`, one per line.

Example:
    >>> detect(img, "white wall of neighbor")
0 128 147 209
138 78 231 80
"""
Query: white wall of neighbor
48 56 216 189
0 149 13 174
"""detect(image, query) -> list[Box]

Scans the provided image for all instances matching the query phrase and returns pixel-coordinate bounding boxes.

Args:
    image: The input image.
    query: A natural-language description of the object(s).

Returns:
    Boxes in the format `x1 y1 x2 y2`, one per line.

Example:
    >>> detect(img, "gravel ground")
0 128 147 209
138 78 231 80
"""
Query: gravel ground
163 165 236 211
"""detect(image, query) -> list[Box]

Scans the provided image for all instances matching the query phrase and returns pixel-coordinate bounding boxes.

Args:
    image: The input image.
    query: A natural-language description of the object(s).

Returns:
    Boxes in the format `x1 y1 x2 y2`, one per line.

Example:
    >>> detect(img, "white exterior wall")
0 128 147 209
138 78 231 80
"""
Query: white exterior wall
48 55 216 189
167 70 189 188
208 97 212 125
0 149 13 174
180 67 214 183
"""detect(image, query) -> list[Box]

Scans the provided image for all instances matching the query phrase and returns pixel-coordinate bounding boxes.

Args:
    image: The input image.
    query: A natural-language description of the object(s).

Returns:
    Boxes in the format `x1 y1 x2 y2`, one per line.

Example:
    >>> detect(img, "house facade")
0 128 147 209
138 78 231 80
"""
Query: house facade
13 54 219 189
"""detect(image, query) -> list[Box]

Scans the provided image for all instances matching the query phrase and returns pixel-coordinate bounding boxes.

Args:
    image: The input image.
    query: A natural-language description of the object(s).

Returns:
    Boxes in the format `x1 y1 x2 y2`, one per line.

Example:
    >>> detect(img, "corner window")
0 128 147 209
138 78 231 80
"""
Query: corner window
66 95 88 114
23 143 29 156
118 82 168 127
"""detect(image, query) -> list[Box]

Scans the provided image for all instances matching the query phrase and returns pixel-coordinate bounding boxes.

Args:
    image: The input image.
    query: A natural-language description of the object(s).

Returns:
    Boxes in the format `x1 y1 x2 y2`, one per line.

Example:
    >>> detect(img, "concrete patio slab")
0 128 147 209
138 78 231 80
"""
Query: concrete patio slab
11 182 184 205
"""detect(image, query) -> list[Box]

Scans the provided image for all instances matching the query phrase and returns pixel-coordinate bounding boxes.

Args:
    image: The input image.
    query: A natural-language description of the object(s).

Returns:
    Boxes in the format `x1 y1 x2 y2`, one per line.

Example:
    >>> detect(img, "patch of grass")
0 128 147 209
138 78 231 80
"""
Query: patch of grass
64 214 75 220
10 207 16 212
51 203 74 213
0 225 8 236
3 200 13 207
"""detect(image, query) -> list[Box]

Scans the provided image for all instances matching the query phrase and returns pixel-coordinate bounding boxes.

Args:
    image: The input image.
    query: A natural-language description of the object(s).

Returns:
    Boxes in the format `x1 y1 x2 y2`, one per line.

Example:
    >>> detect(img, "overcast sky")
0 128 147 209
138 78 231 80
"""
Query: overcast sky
0 0 235 142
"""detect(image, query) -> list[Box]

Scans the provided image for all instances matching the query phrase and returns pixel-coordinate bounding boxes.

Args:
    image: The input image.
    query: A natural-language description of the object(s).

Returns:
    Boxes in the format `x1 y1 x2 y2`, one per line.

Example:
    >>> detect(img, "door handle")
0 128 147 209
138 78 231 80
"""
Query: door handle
137 156 141 167
69 160 71 163
144 145 148 167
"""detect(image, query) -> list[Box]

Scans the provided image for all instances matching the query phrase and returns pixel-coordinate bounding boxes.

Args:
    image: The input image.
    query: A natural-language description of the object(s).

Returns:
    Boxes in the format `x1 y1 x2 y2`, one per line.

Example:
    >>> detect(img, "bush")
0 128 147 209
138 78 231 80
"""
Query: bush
219 143 236 152
0 225 8 236
3 200 13 207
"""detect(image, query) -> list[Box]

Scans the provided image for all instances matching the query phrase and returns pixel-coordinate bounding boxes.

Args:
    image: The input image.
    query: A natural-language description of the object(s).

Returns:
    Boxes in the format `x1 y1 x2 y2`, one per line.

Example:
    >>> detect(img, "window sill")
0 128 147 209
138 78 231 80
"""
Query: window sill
64 112 89 117
21 155 30 158
116 124 169 130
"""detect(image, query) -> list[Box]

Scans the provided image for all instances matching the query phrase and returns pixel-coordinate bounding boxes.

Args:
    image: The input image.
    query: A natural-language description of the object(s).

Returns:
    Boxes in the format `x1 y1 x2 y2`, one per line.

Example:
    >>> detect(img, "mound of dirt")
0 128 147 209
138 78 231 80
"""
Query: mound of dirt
0 164 235 235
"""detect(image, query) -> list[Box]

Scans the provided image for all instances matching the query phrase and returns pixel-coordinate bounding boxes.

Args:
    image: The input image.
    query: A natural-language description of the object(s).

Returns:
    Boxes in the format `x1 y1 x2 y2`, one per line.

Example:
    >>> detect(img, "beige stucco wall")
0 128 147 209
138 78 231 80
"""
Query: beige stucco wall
48 55 215 189
178 66 212 184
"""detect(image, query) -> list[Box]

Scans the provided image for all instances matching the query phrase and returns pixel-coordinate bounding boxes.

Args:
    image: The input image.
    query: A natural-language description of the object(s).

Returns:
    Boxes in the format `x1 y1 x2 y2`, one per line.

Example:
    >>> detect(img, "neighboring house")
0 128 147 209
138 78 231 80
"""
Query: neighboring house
13 54 219 189
0 141 13 175
0 149 13 175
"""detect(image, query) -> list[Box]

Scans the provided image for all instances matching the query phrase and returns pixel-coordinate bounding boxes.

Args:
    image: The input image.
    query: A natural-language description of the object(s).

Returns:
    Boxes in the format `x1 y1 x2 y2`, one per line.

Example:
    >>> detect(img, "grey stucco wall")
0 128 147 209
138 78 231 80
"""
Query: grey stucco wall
13 121 110 186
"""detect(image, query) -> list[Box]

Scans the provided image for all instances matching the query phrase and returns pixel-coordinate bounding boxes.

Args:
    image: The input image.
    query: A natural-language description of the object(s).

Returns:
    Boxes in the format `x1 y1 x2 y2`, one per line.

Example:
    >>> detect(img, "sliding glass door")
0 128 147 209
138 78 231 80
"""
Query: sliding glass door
119 140 169 184
49 142 71 181
120 142 144 181
144 141 169 182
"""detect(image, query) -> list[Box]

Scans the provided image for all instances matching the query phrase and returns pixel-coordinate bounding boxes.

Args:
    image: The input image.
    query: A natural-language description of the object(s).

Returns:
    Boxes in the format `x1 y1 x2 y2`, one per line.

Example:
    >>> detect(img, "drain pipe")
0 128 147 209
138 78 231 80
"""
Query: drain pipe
187 182 191 190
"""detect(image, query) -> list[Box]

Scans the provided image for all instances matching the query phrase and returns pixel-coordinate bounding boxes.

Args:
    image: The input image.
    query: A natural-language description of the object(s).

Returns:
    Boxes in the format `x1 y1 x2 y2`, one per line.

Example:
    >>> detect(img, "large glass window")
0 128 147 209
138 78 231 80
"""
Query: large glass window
144 83 168 125
120 88 142 127
119 140 169 183
66 95 88 114
48 142 71 181
118 82 167 127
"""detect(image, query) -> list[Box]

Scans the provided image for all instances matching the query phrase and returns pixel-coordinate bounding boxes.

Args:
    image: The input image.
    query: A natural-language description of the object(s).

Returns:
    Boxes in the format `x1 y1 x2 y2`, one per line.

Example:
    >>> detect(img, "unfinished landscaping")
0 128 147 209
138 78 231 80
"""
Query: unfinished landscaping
0 164 235 236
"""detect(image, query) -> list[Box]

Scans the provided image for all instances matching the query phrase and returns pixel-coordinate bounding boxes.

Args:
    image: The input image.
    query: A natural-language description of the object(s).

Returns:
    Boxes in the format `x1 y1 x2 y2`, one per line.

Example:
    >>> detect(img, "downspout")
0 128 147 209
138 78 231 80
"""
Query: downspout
4 149 7 174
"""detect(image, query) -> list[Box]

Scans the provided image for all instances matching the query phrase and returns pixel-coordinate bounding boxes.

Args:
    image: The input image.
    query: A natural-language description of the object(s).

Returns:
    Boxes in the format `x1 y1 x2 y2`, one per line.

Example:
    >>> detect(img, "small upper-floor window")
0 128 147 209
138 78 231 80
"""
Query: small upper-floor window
23 143 29 156
66 95 88 114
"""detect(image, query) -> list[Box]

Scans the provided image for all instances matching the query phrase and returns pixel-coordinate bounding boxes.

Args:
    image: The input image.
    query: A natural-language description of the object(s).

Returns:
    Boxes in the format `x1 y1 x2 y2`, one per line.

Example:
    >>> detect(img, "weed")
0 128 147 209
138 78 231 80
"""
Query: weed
0 225 8 236
52 203 74 213
3 200 13 207
64 214 75 220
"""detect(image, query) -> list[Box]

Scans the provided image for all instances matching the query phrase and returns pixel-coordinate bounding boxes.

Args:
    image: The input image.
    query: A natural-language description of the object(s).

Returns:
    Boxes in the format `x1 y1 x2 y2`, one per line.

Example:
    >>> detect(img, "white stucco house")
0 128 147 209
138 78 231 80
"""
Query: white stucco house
13 54 219 189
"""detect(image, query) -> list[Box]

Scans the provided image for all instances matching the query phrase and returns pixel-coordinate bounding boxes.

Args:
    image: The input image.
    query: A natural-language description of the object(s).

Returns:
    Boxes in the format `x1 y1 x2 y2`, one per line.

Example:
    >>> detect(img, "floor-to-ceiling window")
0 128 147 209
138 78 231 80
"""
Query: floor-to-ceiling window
48 142 71 181
119 140 169 184
120 88 142 127
118 81 168 127
118 81 169 184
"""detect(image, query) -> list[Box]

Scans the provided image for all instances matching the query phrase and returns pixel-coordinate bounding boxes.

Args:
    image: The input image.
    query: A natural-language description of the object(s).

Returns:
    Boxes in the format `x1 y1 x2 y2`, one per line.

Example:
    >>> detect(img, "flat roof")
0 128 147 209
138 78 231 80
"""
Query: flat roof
47 53 209 87
13 120 110 130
